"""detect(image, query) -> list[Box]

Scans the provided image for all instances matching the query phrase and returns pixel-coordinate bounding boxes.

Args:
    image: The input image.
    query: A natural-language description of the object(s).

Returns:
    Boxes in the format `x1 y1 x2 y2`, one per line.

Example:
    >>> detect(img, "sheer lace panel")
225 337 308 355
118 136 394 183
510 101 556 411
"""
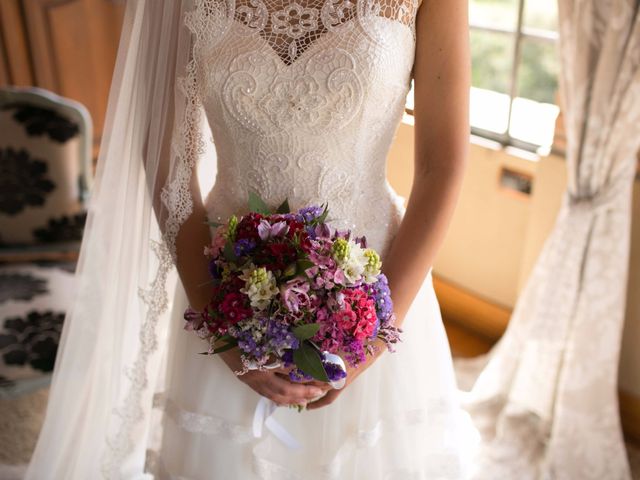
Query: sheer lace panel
198 0 417 65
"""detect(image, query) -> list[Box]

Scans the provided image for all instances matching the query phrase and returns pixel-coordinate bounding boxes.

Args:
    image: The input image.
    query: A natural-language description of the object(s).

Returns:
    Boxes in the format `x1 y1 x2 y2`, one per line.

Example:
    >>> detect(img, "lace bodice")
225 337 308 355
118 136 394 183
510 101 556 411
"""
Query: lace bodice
188 0 419 254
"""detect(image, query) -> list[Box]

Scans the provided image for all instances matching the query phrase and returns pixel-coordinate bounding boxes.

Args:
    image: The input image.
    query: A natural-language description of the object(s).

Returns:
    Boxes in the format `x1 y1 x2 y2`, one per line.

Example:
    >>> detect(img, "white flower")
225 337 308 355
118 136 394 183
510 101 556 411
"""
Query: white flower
240 266 279 310
362 248 382 284
334 240 367 285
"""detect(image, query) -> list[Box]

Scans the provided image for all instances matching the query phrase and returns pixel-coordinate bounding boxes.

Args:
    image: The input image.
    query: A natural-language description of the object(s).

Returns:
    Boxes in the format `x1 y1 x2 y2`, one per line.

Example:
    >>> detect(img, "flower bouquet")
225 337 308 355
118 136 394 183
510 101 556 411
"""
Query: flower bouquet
184 193 400 386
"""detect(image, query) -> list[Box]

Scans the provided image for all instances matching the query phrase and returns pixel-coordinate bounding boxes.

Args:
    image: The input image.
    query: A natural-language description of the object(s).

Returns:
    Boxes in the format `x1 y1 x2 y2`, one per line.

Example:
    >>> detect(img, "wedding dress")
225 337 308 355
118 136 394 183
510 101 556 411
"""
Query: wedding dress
154 1 468 479
26 1 470 478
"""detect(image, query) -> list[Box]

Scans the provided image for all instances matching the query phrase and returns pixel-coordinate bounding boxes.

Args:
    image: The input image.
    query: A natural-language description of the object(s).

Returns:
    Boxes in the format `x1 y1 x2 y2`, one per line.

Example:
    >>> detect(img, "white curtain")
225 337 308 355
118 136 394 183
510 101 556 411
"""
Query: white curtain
461 1 640 479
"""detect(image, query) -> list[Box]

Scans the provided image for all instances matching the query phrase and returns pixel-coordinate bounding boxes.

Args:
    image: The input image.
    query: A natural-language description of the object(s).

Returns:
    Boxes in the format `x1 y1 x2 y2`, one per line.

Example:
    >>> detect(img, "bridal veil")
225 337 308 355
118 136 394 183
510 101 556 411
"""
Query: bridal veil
25 1 213 477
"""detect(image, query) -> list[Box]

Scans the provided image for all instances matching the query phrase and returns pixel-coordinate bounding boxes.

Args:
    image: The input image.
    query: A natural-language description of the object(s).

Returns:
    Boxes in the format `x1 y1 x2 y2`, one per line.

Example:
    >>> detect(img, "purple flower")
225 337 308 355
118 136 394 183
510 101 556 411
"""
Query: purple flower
266 318 299 353
208 259 221 279
289 368 313 383
313 223 331 239
258 219 289 241
296 205 324 223
344 339 366 366
362 274 394 327
234 238 256 257
354 236 367 248
323 360 347 383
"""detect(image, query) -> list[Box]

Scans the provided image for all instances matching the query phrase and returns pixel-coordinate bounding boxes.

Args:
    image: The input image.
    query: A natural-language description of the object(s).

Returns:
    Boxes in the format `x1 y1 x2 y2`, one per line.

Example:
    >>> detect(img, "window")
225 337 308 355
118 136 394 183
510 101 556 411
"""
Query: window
407 0 560 154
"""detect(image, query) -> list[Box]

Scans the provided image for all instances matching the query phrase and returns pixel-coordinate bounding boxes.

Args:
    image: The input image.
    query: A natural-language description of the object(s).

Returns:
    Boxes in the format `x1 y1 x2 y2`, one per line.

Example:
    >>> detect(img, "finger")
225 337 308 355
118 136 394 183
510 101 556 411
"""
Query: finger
305 380 332 389
272 365 294 375
269 374 325 400
273 374 331 391
306 389 341 410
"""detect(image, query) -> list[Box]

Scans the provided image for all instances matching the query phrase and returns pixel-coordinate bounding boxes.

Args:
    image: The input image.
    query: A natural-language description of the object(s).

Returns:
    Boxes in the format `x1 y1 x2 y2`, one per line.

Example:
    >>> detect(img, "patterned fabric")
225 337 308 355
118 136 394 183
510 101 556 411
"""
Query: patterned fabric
461 1 640 479
2 103 80 144
0 264 75 389
0 148 56 216
0 100 85 246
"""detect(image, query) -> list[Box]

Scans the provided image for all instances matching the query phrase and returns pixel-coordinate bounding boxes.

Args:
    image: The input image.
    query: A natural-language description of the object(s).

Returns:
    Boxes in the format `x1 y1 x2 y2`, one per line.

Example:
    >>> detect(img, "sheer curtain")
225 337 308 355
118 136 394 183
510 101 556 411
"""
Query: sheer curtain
461 1 640 478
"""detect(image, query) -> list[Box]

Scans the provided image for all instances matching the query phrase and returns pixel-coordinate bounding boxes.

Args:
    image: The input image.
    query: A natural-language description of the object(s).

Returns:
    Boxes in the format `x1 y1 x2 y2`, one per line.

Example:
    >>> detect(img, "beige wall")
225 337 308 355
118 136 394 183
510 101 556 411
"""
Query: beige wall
386 118 640 396
621 186 640 396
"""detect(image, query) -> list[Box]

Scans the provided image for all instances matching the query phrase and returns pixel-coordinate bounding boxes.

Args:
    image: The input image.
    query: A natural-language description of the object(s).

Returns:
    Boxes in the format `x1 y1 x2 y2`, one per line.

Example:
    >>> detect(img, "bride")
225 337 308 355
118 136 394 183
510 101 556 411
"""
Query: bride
26 0 470 478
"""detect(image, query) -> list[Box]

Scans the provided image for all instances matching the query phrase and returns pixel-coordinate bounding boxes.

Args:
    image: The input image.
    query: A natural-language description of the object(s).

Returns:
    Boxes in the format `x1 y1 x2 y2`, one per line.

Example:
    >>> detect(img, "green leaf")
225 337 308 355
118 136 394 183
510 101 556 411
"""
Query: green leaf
292 323 321 341
276 198 291 214
296 259 314 275
317 204 329 224
212 341 238 355
293 342 329 382
218 333 235 343
248 191 271 215
223 240 237 262
283 262 297 278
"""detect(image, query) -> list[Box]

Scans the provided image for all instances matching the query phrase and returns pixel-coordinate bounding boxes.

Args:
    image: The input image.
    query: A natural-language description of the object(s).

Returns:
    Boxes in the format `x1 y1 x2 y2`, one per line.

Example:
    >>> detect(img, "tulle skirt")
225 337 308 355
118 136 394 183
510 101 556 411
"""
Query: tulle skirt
151 272 471 479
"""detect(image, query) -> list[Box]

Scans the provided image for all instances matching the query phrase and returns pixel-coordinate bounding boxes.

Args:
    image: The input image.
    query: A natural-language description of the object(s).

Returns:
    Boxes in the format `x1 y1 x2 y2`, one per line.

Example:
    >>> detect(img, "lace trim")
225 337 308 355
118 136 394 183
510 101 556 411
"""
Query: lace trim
152 393 467 479
154 394 255 444
100 5 206 477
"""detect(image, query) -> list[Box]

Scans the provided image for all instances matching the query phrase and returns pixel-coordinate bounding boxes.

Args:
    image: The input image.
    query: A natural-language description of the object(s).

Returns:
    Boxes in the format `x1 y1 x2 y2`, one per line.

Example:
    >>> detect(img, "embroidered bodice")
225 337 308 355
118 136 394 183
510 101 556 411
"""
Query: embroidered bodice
189 0 419 254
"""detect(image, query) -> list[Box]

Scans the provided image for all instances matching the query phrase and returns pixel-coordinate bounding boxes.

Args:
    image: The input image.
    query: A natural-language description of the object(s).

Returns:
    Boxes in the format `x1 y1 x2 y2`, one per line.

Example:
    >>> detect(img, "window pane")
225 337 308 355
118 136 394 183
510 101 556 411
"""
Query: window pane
509 98 559 147
471 87 511 134
517 37 559 104
469 0 519 30
470 29 514 95
523 0 558 32
470 28 514 134
405 80 414 112
510 38 560 147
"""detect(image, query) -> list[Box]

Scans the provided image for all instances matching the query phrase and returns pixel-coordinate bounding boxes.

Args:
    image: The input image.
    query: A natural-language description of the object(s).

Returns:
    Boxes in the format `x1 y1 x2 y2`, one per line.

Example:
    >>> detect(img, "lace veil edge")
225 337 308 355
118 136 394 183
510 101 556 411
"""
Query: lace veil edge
24 1 214 478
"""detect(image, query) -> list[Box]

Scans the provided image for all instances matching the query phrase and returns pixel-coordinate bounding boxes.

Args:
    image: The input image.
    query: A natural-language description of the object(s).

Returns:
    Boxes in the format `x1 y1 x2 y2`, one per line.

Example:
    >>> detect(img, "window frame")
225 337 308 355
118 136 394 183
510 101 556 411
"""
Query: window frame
405 0 560 153
469 0 559 153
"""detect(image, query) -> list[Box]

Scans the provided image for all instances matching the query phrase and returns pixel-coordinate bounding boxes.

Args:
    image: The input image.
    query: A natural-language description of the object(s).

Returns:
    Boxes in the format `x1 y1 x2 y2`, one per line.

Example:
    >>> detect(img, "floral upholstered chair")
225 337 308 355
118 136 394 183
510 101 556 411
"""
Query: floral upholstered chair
0 87 92 396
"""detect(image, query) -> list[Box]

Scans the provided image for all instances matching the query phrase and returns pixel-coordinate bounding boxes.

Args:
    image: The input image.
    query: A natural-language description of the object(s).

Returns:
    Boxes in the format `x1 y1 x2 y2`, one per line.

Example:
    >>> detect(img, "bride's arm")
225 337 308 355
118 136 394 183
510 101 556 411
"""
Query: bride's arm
383 0 470 327
308 0 469 409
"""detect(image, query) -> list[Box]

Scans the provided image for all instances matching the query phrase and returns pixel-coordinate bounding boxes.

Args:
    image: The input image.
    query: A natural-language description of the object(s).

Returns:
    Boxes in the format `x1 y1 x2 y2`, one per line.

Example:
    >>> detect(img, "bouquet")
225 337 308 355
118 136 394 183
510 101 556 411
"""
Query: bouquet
184 193 400 385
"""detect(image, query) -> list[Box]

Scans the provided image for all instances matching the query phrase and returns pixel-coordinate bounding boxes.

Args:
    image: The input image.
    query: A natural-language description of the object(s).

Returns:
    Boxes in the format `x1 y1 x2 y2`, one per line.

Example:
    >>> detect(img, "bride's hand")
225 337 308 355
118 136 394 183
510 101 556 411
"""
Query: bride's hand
219 349 331 406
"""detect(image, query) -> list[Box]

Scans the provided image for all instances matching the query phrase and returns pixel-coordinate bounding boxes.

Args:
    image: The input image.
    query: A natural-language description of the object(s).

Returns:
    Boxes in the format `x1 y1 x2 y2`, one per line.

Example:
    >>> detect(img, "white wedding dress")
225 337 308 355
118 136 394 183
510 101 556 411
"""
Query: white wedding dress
148 0 470 479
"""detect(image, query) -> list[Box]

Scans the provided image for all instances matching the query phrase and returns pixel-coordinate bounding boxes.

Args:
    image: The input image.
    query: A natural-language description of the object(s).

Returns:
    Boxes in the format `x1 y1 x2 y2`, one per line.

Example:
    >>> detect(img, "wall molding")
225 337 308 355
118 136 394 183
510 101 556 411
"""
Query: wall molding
433 275 511 342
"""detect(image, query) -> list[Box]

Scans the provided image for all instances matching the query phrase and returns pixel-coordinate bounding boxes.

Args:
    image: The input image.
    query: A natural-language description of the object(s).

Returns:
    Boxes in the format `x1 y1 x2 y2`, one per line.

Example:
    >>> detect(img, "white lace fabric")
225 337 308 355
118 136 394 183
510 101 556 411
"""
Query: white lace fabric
188 0 417 253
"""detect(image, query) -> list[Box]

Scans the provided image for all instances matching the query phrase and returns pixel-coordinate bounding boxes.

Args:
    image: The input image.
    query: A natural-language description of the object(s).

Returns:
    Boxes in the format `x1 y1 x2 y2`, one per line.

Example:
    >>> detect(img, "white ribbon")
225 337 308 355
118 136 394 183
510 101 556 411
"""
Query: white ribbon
251 351 347 449
252 396 302 450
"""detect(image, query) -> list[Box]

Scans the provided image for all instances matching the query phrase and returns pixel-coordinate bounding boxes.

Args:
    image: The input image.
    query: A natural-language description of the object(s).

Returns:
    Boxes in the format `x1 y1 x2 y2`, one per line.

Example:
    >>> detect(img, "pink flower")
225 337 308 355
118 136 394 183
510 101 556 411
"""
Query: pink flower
280 279 311 314
205 227 227 257
333 305 357 331
341 288 378 341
